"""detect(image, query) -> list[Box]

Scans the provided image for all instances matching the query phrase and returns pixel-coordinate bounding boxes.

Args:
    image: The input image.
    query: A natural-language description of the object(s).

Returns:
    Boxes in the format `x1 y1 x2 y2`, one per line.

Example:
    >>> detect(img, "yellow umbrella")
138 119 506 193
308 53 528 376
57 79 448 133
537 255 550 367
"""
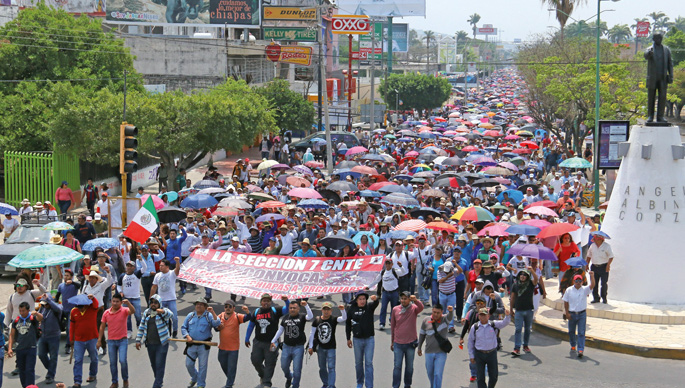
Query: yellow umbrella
479 123 495 129
516 130 534 137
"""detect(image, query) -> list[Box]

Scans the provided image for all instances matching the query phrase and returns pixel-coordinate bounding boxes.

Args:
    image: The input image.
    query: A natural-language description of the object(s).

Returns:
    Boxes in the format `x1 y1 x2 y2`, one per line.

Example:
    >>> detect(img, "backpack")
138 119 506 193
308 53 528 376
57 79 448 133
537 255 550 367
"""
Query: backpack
377 268 399 296
472 320 497 342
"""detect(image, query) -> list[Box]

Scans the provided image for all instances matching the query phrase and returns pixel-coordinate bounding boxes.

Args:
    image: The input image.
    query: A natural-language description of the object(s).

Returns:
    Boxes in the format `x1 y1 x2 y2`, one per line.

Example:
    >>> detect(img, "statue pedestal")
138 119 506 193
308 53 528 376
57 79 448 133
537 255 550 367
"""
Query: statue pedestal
601 124 685 304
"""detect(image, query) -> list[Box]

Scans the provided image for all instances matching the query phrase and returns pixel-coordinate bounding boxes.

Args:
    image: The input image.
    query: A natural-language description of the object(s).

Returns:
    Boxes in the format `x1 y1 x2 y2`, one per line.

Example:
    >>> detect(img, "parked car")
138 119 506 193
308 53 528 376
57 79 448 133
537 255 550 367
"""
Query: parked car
0 223 53 275
292 131 361 153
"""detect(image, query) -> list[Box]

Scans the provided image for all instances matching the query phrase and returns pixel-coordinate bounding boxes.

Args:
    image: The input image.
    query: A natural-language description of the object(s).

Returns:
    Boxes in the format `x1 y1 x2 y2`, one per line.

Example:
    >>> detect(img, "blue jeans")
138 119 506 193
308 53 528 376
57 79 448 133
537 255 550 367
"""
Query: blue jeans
438 292 457 329
431 280 440 306
379 289 399 327
392 342 416 388
147 343 169 388
73 338 98 385
424 351 447 388
475 349 498 388
38 335 60 379
16 347 37 387
58 200 71 215
514 309 534 349
162 300 178 333
316 347 336 388
127 298 142 331
409 271 417 295
416 272 429 302
353 337 375 388
205 287 213 300
218 349 239 388
108 338 129 384
568 311 587 351
185 344 210 387
281 344 304 388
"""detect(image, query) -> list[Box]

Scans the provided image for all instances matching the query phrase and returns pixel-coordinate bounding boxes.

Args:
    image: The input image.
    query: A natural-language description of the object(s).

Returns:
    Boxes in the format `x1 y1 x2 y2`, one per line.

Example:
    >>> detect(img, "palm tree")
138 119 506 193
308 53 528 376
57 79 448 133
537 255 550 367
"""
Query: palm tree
456 30 469 42
424 30 436 73
674 16 685 33
467 13 481 39
541 0 586 40
608 24 632 43
588 20 609 37
648 11 666 34
566 20 593 39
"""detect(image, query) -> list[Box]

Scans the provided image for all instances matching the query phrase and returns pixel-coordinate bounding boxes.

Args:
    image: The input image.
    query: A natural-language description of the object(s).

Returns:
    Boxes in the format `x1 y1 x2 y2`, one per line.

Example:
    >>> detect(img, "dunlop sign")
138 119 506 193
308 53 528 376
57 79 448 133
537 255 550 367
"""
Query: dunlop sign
263 6 317 20
331 15 371 35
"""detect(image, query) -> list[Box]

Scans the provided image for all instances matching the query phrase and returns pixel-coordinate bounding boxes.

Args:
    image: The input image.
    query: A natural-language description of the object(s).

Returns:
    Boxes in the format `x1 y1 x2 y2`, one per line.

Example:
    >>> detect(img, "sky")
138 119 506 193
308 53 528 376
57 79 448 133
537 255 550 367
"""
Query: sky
337 0 683 42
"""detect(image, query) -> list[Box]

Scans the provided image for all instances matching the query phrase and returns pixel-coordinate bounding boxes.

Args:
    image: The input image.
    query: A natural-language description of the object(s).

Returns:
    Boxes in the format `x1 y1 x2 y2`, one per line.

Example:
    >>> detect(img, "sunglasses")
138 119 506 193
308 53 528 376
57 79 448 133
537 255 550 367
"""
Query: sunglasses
574 279 583 282
15 284 27 287
224 304 234 308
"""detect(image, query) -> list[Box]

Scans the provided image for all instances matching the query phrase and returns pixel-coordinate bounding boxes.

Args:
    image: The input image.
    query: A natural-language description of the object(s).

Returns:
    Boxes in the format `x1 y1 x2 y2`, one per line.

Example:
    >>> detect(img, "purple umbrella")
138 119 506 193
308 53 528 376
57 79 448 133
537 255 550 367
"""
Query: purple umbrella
473 156 497 167
506 243 557 261
293 165 313 176
271 164 291 171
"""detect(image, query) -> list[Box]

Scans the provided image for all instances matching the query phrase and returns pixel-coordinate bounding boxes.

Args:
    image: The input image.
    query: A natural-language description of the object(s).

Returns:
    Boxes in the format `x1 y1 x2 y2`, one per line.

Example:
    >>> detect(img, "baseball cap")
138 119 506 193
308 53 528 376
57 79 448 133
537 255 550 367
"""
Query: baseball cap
94 213 102 220
478 307 489 315
231 236 240 242
573 274 583 281
322 302 334 309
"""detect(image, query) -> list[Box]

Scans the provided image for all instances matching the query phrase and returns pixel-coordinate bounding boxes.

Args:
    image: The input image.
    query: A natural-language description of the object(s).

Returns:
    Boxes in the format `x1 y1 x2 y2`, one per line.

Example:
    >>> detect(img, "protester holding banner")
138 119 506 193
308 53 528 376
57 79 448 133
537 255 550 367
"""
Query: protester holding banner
346 291 379 388
270 301 313 388
181 297 220 388
309 302 347 388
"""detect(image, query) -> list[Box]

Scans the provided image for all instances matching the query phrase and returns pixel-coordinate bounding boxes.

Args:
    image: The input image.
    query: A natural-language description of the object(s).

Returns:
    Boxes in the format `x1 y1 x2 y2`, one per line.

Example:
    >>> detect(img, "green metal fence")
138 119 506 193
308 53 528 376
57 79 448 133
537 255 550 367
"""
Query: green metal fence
4 151 80 212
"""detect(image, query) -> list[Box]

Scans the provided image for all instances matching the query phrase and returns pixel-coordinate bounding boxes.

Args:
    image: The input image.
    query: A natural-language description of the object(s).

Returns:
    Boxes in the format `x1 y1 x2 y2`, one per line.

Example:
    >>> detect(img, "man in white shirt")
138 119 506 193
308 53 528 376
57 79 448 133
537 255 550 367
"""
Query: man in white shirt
150 257 181 338
586 233 613 304
96 192 109 221
550 172 564 193
2 214 20 240
278 225 295 255
562 271 595 358
388 240 411 293
408 234 433 305
18 199 33 217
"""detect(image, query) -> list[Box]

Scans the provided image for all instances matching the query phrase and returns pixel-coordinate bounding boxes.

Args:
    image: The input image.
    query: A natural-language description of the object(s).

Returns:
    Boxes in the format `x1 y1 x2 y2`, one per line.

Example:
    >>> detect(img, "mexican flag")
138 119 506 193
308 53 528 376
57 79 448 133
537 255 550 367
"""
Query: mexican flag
124 196 159 244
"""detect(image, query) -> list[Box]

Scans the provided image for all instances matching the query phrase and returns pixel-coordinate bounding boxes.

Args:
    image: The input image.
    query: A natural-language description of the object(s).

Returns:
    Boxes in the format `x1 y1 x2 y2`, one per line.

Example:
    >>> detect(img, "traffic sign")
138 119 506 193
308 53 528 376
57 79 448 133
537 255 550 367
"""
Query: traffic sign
351 52 368 60
332 15 371 35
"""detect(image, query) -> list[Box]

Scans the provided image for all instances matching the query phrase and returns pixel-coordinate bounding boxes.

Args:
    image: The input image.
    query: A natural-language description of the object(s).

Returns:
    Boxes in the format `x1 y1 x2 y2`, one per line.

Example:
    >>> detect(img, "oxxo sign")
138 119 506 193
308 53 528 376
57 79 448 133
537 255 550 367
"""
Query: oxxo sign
332 15 371 35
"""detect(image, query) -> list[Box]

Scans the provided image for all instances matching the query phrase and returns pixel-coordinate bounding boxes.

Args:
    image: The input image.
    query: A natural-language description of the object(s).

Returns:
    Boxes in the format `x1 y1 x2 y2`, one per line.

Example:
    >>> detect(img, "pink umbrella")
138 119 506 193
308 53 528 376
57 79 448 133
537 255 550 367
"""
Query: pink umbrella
286 176 311 187
395 219 427 232
492 177 511 185
287 188 322 199
351 165 379 175
140 194 165 210
454 136 468 142
305 161 324 168
477 224 510 237
524 206 559 218
444 131 458 136
498 161 519 172
405 151 419 157
480 117 489 123
521 219 552 229
346 146 369 156
504 134 520 140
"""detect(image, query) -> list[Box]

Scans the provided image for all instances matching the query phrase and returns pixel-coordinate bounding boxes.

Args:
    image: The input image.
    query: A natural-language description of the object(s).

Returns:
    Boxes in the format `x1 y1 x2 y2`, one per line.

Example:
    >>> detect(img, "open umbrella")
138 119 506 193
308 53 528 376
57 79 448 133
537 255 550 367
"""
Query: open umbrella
378 185 406 194
336 160 360 169
359 190 382 198
521 219 552 229
248 192 275 202
368 181 397 191
9 244 84 268
472 178 500 188
257 160 279 171
256 201 286 209
524 200 557 210
157 206 188 223
481 167 515 176
559 157 592 169
198 187 226 195
181 194 218 209
327 181 358 192
256 213 285 223
497 190 524 204
83 237 119 251
410 207 442 218
395 220 427 232
505 224 541 236
193 179 220 190
386 230 418 240
0 203 19 215
270 164 291 171
426 221 458 233
451 206 496 222
288 188 322 199
212 207 240 217
351 165 379 175
524 206 559 218
346 146 368 156
380 195 420 208
293 165 314 176
477 224 510 237
296 199 329 209
319 236 356 251
218 198 251 209
536 223 579 239
566 256 588 268
419 189 448 198
305 161 325 169
178 187 199 196
286 176 311 187
318 190 341 205
41 222 73 231
434 177 462 188
506 244 557 261
160 191 179 203
140 194 165 210
68 294 93 306
353 231 379 248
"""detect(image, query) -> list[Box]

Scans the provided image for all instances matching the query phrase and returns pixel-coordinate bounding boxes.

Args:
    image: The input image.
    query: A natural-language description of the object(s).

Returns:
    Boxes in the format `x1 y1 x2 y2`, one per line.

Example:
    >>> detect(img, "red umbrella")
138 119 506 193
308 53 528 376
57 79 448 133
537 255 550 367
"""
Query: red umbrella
405 151 419 157
256 201 286 209
536 223 579 239
212 207 240 217
351 165 379 175
483 130 502 137
368 181 397 191
286 176 310 187
512 148 532 154
524 206 559 217
462 146 479 152
520 141 539 149
287 188 322 199
524 200 557 210
395 220 428 232
426 221 459 233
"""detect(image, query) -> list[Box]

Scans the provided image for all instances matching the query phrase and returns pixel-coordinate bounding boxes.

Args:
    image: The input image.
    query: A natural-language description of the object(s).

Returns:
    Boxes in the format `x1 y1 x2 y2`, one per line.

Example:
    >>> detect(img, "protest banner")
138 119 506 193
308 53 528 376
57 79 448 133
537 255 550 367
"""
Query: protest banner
178 249 385 299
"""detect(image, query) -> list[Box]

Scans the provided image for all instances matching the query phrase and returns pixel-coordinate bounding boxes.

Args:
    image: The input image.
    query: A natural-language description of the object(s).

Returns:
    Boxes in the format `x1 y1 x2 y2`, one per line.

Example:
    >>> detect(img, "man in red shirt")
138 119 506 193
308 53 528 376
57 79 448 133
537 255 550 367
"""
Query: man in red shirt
98 293 135 388
216 299 250 388
390 292 424 388
70 294 100 388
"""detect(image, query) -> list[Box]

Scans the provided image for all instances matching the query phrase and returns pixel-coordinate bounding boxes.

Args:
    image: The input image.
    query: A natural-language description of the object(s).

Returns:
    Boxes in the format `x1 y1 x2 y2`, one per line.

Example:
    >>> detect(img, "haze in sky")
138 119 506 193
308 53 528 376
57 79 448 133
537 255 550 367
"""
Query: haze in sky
337 0 682 42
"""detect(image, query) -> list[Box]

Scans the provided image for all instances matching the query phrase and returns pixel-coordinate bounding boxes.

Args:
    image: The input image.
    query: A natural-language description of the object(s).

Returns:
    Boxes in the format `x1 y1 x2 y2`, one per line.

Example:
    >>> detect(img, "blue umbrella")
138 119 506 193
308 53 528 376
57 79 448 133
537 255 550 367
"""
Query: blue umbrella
505 224 541 236
497 190 524 204
566 256 588 268
0 203 19 216
559 157 592 169
590 230 611 239
506 244 557 261
297 199 329 209
82 237 119 251
68 294 93 306
256 213 285 223
332 169 362 180
9 244 84 268
193 179 220 190
359 190 382 198
386 230 418 240
181 194 219 209
160 191 179 202
353 231 380 248
394 174 413 181
501 152 518 159
378 185 406 194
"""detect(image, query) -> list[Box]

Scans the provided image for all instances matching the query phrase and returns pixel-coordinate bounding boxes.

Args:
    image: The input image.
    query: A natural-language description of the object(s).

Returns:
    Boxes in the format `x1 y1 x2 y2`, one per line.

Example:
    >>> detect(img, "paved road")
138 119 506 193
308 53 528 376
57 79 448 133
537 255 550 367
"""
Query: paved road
4 288 684 388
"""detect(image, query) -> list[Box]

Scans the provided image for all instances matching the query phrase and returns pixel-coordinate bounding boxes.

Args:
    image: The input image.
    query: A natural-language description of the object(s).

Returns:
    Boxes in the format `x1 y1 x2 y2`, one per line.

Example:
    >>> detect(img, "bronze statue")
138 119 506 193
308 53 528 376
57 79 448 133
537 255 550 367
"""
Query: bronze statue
644 32 674 123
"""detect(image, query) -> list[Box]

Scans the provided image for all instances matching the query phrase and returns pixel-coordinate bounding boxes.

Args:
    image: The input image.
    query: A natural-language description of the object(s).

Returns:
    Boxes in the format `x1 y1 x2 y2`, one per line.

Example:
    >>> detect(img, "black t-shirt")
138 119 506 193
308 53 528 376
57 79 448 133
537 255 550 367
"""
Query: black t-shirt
146 317 161 345
313 316 339 350
511 282 535 311
12 315 39 350
280 313 308 346
251 307 284 343
73 222 95 244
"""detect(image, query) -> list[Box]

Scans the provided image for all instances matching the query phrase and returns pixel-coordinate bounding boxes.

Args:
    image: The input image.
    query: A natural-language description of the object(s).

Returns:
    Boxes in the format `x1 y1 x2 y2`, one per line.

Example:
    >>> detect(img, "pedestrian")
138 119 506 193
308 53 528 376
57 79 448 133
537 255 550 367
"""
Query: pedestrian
55 269 80 354
308 302 347 388
216 300 250 388
270 300 313 388
390 292 424 388
586 232 613 304
134 294 173 388
368 258 406 330
428 246 445 307
181 297 221 388
7 301 42 387
346 291 379 388
55 180 76 217
2 213 20 239
468 307 511 388
158 162 168 192
410 234 434 306
388 239 412 293
81 265 113 355
117 261 145 339
563 271 595 358
98 293 135 388
70 294 100 388
73 214 96 246
460 296 489 383
243 293 290 388
136 245 160 307
510 268 538 356
436 260 463 333
37 295 62 385
150 257 181 338
417 303 454 388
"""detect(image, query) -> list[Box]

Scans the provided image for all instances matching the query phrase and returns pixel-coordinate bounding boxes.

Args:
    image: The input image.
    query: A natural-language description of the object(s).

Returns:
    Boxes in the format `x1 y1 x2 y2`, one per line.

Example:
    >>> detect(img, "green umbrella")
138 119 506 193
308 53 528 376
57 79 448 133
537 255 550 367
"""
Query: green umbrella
41 221 73 231
8 244 84 269
490 203 509 211
384 134 396 140
559 157 592 169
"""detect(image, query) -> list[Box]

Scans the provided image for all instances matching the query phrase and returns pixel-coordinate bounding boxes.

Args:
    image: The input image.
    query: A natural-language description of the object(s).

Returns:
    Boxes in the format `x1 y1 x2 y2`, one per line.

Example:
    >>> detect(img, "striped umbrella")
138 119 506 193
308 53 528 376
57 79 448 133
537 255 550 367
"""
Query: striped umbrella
9 244 83 268
450 206 496 222
256 201 286 209
559 157 592 169
395 220 428 232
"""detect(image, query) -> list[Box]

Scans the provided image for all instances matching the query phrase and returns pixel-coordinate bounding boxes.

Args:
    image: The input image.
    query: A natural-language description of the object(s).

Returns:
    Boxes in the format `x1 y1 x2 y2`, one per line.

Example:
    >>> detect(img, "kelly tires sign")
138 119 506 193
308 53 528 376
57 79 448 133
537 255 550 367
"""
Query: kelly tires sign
262 27 317 42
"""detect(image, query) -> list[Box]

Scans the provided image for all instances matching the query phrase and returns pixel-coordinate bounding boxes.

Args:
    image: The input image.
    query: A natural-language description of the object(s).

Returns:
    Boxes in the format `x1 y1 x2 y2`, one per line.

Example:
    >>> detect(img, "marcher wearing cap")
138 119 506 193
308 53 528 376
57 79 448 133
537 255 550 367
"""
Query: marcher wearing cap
468 307 511 388
345 290 379 388
390 291 424 388
563 271 596 357
587 232 613 304
216 298 251 388
308 301 347 388
135 294 173 388
181 296 220 388
510 269 538 356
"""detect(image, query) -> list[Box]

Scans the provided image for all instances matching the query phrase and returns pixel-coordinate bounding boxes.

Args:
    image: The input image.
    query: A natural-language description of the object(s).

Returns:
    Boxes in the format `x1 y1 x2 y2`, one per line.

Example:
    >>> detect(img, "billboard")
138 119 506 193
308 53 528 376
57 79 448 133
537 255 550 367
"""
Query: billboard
596 120 630 170
263 6 316 21
265 44 313 66
636 21 650 37
331 15 371 35
106 0 260 27
16 0 104 15
263 27 317 42
337 0 426 17
477 27 498 36
360 22 408 54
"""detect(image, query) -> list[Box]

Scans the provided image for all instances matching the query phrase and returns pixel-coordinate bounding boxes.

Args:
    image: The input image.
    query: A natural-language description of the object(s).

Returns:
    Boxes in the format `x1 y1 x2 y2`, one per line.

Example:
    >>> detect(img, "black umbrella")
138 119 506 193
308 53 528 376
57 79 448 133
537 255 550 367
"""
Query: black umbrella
320 236 356 251
410 207 442 218
410 177 426 184
472 178 501 187
318 189 341 205
378 185 406 194
157 206 187 223
464 133 481 140
518 183 539 193
459 172 481 180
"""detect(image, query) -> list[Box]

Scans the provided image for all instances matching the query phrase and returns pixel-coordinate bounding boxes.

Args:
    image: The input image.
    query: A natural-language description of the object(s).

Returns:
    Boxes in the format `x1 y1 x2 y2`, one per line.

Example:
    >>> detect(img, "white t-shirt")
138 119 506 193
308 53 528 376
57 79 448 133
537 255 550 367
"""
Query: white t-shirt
120 242 132 264
97 200 109 216
2 218 19 234
153 271 177 301
508 256 529 275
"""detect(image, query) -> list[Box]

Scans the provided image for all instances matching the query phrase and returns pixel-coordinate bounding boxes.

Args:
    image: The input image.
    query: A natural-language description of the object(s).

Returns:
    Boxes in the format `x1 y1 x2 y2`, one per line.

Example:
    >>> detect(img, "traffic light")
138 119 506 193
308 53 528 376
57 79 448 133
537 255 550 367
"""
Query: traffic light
119 122 138 175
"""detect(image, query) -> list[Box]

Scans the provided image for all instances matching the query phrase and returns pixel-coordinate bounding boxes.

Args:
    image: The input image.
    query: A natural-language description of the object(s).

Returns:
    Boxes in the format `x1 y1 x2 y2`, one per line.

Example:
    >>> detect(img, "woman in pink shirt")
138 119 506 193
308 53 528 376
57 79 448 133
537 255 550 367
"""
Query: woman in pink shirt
55 180 76 216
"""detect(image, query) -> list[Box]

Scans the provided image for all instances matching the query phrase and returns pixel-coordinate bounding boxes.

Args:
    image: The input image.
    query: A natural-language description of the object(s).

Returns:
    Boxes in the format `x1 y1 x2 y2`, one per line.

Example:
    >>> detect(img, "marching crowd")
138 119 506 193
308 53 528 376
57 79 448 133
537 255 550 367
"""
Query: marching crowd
2 69 613 388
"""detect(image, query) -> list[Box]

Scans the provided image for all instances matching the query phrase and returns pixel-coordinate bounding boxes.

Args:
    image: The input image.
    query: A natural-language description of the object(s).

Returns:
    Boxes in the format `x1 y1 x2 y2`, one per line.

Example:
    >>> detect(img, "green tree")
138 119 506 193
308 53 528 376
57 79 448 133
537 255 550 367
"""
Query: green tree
674 16 685 33
424 30 436 71
456 30 470 42
467 14 481 39
648 11 671 34
664 28 685 66
542 0 586 40
608 24 632 43
255 79 316 135
566 20 594 39
669 63 685 119
379 73 451 112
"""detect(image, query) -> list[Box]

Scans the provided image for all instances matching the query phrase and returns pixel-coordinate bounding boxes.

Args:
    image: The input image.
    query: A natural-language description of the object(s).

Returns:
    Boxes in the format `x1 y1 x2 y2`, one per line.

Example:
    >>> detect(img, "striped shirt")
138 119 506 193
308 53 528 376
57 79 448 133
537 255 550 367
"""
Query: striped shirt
437 267 457 295
135 308 173 346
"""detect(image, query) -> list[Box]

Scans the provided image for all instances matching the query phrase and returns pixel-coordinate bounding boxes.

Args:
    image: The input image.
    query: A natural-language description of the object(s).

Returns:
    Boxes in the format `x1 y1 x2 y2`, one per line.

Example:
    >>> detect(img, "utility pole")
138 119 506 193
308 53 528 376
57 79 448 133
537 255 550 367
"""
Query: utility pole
386 17 393 75
318 6 333 174
369 28 376 133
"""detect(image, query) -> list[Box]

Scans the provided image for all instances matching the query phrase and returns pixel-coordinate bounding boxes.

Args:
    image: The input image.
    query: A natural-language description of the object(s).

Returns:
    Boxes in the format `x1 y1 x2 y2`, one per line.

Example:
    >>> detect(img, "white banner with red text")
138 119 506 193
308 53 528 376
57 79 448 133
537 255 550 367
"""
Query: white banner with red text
178 249 385 299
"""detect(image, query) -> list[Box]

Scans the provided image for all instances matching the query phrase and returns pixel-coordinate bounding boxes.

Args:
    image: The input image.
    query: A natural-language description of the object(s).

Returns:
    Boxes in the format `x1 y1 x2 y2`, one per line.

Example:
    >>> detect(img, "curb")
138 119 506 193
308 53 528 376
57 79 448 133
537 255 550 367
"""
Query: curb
532 319 685 360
